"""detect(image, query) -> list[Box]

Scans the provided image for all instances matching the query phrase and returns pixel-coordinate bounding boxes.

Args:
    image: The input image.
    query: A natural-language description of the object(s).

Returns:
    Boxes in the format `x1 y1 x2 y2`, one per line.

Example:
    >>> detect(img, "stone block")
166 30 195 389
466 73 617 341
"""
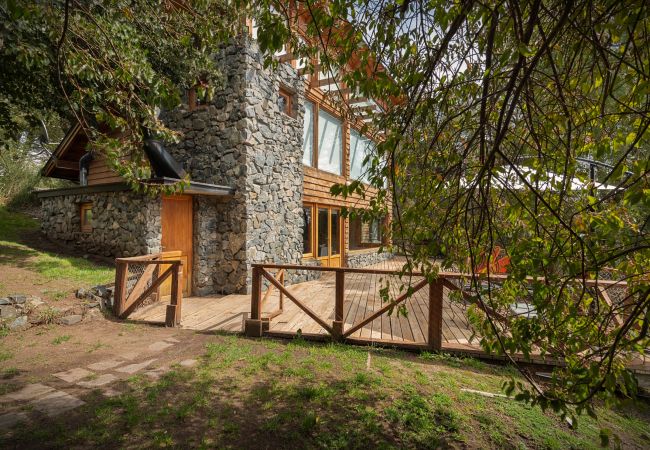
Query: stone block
60 314 82 326
8 316 29 331
8 294 26 304
0 305 17 319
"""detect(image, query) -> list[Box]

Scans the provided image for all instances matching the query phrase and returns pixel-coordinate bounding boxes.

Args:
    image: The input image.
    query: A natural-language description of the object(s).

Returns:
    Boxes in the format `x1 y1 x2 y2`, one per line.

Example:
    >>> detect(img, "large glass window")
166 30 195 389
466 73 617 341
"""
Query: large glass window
349 215 383 250
331 209 340 256
302 101 314 166
350 129 373 182
302 206 313 254
317 109 343 175
317 208 329 257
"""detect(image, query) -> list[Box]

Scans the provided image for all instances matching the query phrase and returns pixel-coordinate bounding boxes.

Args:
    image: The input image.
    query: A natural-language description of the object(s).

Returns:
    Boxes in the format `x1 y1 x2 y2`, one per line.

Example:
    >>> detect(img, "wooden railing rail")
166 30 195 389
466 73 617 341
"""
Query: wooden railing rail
113 252 183 327
261 269 285 320
245 263 629 350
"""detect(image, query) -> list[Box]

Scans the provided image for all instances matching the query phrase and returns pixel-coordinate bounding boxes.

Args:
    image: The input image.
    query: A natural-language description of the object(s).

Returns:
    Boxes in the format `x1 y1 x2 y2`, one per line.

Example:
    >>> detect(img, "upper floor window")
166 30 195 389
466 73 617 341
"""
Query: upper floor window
350 129 373 183
317 108 342 175
302 100 314 166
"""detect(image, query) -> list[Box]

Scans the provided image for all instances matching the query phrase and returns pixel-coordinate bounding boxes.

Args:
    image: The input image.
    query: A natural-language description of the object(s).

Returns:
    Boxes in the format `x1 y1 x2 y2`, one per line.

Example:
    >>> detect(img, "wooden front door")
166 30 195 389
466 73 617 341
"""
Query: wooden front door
316 206 342 267
161 195 193 296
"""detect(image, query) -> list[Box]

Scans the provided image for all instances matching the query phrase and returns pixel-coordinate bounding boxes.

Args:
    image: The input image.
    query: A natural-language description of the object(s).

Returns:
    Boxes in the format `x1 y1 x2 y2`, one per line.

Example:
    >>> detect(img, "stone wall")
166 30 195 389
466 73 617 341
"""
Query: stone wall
162 36 305 294
346 250 394 268
41 191 161 258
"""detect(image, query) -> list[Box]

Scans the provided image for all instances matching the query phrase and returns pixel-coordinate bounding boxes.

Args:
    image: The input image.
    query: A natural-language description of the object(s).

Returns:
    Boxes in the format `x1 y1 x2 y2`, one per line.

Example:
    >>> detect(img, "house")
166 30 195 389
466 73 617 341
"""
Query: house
37 27 392 296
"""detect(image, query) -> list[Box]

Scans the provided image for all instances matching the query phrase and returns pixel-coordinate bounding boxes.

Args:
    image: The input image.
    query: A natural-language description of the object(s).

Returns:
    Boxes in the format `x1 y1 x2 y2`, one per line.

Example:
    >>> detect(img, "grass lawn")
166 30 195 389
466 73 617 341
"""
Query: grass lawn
0 206 113 290
3 334 648 449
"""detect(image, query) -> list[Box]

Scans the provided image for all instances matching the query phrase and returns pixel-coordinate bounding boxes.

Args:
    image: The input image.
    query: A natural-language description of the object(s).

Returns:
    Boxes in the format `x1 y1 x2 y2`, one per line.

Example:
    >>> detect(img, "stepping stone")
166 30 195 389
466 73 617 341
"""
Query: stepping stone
32 391 84 417
144 368 168 380
1 383 55 402
77 374 117 388
164 337 180 343
0 412 28 430
148 341 174 352
102 388 119 398
115 359 157 375
120 351 140 360
87 359 124 371
179 359 197 367
53 368 94 383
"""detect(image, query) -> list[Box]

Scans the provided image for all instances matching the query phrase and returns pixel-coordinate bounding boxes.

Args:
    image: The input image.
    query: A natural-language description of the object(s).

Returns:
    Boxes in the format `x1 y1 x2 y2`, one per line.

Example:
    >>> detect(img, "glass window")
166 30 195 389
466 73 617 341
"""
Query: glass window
349 215 383 250
331 209 340 255
317 208 329 257
317 109 342 175
350 129 373 182
302 206 312 254
302 101 314 166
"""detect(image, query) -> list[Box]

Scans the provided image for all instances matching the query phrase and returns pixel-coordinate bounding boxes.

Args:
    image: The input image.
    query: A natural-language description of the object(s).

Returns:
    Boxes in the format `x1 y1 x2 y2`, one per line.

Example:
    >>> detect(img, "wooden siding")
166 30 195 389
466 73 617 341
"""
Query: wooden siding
87 154 123 186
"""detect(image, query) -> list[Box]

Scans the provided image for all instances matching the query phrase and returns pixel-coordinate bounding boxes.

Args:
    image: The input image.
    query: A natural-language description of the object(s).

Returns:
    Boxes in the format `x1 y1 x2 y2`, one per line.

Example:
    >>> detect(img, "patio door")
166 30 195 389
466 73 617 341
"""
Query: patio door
316 206 342 267
160 195 193 297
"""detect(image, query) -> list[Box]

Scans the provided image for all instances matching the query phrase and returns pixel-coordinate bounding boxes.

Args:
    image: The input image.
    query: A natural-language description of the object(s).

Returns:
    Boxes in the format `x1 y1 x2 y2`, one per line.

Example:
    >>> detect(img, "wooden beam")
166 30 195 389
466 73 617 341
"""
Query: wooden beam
251 266 262 321
428 280 443 350
261 268 333 334
333 270 345 338
55 160 79 170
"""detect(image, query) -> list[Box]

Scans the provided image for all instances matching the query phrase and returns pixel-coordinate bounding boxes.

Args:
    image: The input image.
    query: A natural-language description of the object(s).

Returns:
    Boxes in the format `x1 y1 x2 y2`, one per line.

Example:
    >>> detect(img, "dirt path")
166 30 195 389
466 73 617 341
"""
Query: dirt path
0 318 216 429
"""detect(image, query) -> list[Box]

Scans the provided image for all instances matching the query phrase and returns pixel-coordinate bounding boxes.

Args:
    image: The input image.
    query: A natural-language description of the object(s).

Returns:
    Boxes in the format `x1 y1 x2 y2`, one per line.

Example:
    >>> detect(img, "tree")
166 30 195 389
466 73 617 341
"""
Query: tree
0 0 242 190
252 0 650 425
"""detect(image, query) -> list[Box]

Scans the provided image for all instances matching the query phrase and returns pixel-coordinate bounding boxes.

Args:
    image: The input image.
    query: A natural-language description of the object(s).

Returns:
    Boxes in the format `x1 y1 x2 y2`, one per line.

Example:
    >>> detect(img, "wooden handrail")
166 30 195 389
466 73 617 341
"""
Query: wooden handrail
250 263 627 287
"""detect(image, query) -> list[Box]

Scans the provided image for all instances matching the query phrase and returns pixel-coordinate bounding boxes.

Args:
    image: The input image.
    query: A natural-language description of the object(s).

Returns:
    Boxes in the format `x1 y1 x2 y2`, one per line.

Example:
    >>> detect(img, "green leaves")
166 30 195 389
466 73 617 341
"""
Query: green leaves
0 0 240 192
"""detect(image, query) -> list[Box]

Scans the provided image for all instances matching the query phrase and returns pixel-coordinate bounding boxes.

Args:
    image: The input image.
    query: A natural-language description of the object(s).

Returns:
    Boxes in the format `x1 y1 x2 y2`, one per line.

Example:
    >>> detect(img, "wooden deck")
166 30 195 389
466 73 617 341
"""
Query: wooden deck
128 257 650 372
130 257 478 351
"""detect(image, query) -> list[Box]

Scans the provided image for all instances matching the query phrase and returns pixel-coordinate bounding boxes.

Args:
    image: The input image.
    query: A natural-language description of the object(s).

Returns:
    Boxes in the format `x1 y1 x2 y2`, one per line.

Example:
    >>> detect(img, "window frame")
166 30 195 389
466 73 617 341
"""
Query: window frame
302 204 314 257
349 127 374 184
279 86 295 117
80 202 93 233
302 95 346 177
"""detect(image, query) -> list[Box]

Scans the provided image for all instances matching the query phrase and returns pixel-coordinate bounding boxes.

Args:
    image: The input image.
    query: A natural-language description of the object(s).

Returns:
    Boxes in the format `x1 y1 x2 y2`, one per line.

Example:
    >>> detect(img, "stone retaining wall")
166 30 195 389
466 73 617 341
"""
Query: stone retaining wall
41 191 161 258
346 250 394 268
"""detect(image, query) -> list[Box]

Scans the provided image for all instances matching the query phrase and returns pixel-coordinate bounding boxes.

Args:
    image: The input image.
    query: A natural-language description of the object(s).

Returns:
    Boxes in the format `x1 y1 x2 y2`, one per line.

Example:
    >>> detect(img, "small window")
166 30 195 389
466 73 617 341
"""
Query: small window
278 86 295 117
80 203 93 233
188 83 209 111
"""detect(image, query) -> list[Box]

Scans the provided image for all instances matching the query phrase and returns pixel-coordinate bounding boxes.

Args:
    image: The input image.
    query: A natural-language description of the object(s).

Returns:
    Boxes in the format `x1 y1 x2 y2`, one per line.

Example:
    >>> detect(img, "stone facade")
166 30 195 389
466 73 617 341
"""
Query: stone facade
41 190 161 257
39 36 391 296
346 250 394 268
162 36 305 294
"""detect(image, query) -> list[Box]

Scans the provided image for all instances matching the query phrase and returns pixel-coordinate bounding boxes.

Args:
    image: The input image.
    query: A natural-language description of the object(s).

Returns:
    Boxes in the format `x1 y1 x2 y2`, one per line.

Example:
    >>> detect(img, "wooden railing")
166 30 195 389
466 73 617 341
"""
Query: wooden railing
245 264 446 349
245 263 629 350
113 252 183 327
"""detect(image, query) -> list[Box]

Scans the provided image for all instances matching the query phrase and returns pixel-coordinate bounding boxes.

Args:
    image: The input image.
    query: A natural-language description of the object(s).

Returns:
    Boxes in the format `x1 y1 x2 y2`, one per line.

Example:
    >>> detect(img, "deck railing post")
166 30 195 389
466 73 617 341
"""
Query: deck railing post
279 270 285 311
113 261 128 316
245 266 264 337
333 270 345 340
165 262 183 327
428 279 443 351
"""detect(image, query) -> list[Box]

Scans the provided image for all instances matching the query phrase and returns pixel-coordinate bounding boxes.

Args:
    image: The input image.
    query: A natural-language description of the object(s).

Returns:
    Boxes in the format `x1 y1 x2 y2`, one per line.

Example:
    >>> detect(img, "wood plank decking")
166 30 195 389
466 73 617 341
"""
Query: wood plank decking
129 257 478 351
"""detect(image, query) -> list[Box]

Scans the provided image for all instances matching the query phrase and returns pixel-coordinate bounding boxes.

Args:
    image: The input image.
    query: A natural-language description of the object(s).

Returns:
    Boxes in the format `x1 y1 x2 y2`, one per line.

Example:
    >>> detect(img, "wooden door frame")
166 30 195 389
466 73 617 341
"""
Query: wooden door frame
307 203 344 267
